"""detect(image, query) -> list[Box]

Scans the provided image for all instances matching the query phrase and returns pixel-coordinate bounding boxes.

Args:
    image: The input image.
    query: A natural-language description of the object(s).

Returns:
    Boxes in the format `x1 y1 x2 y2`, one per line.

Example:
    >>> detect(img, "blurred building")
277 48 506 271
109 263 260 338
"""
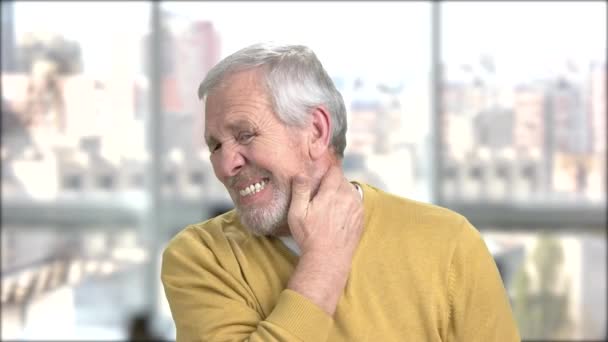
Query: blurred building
589 62 606 154
157 18 220 155
551 79 590 155
474 107 513 150
348 77 382 156
513 85 544 155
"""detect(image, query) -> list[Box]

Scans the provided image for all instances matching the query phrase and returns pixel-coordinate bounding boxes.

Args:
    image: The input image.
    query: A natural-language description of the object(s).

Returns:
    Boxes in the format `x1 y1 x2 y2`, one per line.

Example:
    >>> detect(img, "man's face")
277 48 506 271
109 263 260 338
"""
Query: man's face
204 69 310 235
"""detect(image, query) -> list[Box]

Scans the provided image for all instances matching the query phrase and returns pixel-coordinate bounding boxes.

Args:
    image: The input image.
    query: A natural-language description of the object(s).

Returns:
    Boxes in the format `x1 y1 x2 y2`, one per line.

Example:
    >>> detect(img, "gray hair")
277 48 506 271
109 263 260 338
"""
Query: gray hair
198 42 347 158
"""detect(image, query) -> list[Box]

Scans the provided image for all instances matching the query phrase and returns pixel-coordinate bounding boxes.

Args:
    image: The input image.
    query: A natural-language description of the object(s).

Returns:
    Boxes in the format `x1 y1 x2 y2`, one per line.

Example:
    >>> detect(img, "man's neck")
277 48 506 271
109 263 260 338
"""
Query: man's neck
273 181 362 238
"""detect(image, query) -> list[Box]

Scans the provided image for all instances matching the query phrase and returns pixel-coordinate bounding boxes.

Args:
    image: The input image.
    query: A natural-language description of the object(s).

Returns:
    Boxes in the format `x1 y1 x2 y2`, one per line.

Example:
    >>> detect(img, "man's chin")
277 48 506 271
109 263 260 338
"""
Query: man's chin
232 185 291 236
236 207 286 236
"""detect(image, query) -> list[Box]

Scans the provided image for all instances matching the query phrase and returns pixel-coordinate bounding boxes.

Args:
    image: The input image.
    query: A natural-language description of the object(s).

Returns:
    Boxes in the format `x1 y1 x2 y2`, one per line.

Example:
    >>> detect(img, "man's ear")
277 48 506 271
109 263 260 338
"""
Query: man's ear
308 105 332 160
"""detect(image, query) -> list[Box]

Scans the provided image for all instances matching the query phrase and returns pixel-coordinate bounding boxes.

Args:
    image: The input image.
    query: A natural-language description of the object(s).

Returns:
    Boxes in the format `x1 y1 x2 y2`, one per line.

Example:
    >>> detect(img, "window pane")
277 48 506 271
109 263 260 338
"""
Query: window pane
1 225 148 340
1 1 151 339
440 2 606 204
483 228 606 340
2 1 150 200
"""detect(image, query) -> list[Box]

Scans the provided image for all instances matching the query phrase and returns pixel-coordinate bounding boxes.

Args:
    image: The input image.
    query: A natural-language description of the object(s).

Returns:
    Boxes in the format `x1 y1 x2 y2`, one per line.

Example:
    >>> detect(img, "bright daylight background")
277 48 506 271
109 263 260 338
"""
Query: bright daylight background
1 1 606 340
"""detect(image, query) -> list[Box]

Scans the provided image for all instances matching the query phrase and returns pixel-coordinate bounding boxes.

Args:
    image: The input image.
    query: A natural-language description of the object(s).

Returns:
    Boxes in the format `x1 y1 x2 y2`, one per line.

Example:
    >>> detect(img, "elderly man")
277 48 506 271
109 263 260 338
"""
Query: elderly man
161 43 520 341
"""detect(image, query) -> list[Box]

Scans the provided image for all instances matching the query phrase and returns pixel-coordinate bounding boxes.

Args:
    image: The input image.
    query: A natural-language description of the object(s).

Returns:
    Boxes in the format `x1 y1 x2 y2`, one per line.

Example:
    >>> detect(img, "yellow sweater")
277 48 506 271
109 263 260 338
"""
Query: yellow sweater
161 183 520 341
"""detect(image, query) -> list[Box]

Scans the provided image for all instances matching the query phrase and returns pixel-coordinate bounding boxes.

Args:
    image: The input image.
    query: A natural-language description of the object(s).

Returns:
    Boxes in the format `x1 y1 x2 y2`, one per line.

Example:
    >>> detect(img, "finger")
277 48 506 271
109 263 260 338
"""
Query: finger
288 173 311 219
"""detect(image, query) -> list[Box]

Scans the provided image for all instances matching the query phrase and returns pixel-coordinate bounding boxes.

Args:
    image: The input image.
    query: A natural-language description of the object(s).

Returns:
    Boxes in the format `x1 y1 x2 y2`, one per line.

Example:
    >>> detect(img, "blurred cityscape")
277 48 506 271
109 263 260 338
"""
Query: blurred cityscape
1 1 606 341
442 58 606 203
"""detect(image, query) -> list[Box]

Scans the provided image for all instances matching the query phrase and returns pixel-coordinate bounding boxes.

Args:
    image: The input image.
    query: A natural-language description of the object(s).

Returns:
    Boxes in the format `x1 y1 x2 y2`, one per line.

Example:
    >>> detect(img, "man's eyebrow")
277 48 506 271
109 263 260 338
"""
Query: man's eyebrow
226 118 254 131
204 131 218 147
204 119 254 146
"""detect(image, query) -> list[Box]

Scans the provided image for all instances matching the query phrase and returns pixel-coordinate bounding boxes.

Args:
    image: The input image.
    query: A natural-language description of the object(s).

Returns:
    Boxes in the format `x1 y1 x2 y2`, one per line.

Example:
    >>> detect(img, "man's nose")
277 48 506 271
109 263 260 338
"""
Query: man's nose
214 144 245 180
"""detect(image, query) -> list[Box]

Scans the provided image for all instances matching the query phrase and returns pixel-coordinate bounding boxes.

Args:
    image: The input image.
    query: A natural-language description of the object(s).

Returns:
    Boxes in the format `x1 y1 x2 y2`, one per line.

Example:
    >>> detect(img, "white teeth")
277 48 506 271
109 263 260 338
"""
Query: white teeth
238 180 267 197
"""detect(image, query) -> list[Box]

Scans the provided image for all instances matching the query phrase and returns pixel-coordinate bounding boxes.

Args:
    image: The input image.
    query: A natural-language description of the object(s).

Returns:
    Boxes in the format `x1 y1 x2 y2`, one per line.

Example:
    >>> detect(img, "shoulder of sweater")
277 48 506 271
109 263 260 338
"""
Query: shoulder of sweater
358 182 470 239
164 209 253 254
161 209 268 278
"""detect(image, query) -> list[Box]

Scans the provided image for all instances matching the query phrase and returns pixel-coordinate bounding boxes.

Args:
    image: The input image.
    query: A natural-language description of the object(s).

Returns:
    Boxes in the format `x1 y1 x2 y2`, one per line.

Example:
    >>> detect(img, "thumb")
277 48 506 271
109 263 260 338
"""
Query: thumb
289 173 311 219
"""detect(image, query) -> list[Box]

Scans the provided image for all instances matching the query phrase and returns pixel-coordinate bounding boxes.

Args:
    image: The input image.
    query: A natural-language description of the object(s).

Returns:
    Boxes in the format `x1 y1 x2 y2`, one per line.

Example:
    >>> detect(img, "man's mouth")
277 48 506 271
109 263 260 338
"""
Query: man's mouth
238 178 269 197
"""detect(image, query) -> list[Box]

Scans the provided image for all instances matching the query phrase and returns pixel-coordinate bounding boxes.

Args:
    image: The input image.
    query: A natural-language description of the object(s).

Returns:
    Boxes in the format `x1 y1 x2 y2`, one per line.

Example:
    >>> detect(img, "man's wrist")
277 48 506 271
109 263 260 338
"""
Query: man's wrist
287 251 351 316
298 249 353 274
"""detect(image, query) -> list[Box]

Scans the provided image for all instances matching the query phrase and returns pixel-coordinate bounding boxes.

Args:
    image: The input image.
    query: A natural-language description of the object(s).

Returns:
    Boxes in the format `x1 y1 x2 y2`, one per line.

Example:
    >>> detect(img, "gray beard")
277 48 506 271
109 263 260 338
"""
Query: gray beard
236 184 291 236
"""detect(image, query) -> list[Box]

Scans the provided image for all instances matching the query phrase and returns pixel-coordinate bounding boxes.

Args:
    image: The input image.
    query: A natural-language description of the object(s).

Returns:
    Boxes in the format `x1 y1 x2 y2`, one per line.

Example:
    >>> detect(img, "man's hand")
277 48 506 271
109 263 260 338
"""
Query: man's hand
285 166 364 316
288 166 364 258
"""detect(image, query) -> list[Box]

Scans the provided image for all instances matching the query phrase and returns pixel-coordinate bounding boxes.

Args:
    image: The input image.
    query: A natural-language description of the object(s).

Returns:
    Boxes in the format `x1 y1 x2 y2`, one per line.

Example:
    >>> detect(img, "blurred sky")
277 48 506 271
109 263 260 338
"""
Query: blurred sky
11 1 606 89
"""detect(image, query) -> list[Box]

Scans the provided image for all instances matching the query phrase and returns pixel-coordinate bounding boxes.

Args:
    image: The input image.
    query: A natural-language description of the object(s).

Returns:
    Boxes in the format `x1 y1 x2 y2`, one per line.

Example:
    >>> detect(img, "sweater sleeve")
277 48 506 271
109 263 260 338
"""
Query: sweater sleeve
446 218 521 342
161 230 333 342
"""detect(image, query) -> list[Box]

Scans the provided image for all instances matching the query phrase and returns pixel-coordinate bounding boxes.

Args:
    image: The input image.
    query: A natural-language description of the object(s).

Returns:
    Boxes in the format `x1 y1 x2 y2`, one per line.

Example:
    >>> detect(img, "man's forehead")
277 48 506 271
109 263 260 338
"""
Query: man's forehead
212 68 265 93
203 92 267 125
206 116 254 131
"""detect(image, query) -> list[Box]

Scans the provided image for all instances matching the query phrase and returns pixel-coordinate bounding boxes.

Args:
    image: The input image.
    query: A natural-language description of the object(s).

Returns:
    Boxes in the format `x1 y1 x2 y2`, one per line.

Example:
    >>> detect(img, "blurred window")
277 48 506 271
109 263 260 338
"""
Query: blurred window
440 2 606 205
2 1 151 200
441 3 606 340
483 228 606 340
1 1 151 340
1 1 605 341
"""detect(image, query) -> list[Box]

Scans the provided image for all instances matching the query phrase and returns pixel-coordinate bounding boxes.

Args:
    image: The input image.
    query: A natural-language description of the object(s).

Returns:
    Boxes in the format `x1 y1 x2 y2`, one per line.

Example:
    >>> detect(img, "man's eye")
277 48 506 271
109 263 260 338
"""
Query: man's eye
237 132 254 144
210 143 221 153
